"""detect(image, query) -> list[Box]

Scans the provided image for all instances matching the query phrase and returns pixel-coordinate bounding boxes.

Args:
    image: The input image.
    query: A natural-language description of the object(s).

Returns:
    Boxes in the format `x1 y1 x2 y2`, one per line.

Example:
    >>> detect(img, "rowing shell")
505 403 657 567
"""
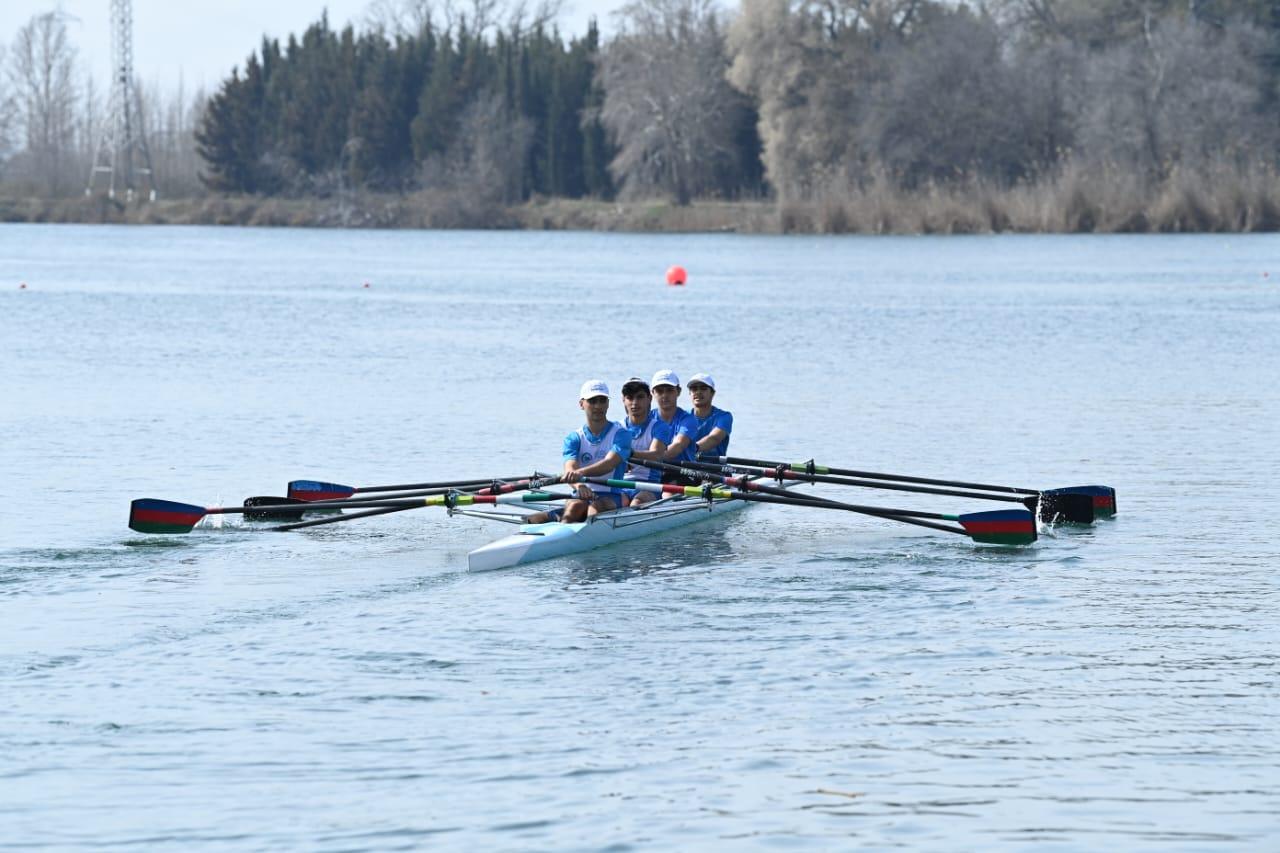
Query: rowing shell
467 493 752 572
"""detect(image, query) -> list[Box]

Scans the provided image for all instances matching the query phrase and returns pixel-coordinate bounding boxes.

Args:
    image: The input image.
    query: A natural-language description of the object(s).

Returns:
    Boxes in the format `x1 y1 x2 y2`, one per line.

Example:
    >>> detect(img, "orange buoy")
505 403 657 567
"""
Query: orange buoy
666 265 687 286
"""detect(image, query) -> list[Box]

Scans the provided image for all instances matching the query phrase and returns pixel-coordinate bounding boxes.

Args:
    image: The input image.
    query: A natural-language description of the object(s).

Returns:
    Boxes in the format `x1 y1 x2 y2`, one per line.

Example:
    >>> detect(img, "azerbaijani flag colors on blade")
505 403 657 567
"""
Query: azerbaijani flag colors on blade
129 499 205 533
956 509 1038 545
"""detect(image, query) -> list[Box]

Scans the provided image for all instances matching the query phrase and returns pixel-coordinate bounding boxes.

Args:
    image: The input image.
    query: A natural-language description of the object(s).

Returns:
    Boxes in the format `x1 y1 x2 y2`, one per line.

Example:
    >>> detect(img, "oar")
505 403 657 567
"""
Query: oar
243 477 547 521
129 491 570 534
674 458 1043 508
265 478 553 532
242 495 310 522
287 475 531 502
585 475 1037 546
700 454 1115 522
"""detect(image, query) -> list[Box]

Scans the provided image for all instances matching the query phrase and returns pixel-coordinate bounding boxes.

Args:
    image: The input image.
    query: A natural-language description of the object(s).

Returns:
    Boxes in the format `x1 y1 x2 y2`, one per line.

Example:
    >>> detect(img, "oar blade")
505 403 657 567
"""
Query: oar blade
243 496 307 522
1049 485 1116 518
958 509 1038 546
129 499 206 534
1037 491 1096 525
287 480 356 502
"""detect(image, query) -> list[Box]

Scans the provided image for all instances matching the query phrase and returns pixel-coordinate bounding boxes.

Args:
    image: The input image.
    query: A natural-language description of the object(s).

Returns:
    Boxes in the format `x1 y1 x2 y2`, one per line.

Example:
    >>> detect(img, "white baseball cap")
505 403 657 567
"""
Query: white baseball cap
579 379 610 399
687 373 716 390
650 369 680 389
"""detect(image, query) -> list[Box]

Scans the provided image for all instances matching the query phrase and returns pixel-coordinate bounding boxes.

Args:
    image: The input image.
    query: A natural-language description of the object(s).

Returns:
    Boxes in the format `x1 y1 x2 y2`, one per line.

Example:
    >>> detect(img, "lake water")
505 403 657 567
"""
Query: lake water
1 224 1277 849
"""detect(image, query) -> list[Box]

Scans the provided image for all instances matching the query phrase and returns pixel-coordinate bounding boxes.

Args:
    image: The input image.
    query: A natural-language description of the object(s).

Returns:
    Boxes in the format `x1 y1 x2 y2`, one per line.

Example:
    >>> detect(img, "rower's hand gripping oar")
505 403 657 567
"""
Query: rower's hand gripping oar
699 454 1114 523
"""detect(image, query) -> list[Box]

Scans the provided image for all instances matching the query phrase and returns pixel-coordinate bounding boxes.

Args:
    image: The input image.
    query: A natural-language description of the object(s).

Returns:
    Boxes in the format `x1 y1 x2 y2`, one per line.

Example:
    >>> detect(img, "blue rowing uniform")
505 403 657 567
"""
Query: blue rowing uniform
624 411 675 482
692 406 733 458
563 420 632 498
658 406 699 463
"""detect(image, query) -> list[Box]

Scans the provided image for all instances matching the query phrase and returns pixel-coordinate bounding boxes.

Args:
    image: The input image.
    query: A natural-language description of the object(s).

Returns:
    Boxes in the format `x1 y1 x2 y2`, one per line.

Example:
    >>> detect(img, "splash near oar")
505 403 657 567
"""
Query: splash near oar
242 496 308 522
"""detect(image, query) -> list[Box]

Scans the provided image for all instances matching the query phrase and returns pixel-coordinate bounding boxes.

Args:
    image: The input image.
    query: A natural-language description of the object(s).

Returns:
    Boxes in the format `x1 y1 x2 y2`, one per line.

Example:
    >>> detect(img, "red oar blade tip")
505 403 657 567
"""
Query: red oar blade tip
129 499 206 534
287 480 356 502
957 509 1038 546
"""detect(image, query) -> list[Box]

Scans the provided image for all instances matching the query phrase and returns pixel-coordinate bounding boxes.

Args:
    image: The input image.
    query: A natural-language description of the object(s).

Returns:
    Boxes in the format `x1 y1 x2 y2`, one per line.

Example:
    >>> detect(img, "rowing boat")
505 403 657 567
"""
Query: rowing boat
463 490 759 572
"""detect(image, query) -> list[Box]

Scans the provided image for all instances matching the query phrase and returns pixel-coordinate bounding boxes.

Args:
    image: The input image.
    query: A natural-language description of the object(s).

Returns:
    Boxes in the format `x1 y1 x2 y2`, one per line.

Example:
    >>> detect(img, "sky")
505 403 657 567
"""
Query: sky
1 0 626 94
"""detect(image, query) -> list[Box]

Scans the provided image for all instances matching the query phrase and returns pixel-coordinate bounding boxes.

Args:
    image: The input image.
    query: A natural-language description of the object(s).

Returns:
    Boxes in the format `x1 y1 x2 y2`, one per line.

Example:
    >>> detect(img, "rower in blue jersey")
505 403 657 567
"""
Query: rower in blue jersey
530 379 632 525
686 373 733 458
620 377 674 506
650 369 701 485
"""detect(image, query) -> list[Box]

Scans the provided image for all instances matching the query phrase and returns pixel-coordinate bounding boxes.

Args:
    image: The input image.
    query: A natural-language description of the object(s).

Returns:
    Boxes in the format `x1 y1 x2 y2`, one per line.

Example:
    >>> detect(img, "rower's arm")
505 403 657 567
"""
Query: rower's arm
695 427 728 452
630 438 668 463
663 432 692 459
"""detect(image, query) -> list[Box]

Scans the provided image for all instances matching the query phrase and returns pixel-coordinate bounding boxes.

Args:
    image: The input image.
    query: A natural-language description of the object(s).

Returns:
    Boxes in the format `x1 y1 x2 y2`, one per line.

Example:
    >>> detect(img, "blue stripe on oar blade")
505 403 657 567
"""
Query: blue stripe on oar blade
957 509 1037 545
129 499 206 533
287 480 355 501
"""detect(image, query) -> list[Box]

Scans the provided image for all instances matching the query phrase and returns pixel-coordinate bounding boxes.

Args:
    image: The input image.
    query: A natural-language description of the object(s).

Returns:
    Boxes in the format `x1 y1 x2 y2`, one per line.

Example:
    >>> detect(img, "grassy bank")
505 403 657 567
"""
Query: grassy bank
4 165 1279 233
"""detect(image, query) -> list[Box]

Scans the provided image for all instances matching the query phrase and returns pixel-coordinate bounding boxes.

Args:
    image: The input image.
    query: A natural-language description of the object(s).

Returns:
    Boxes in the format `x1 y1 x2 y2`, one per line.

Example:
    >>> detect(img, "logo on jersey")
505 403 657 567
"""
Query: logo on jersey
580 452 593 464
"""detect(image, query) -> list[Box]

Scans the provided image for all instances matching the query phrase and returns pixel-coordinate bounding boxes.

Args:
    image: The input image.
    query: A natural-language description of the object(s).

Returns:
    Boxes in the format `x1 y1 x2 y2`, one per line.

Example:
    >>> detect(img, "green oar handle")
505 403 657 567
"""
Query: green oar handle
703 454 1038 496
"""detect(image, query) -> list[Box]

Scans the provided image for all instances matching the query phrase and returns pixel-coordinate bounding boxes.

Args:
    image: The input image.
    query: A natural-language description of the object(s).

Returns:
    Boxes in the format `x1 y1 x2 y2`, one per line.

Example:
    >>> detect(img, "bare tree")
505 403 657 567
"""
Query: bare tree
599 0 745 204
728 0 893 198
865 8 1040 187
0 44 17 169
8 12 80 195
1076 16 1272 179
422 90 533 202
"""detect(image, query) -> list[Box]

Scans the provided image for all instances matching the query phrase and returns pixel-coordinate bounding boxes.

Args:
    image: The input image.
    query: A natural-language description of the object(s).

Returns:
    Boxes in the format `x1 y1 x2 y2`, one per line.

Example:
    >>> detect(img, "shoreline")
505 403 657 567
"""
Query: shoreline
3 183 1278 234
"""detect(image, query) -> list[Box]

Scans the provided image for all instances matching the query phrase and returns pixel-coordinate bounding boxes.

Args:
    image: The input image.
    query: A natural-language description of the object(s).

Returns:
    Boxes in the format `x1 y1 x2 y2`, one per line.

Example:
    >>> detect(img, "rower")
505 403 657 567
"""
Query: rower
526 379 633 524
650 369 700 485
621 377 674 506
687 373 732 458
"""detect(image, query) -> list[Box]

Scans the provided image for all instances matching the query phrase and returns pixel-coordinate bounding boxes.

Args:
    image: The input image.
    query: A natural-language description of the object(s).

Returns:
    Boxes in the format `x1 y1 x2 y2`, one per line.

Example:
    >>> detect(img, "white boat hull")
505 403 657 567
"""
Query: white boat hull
467 495 750 572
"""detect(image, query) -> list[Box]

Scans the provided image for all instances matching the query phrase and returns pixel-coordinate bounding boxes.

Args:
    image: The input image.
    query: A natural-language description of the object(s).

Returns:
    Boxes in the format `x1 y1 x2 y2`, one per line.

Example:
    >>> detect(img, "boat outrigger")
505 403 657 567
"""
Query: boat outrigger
127 455 1115 569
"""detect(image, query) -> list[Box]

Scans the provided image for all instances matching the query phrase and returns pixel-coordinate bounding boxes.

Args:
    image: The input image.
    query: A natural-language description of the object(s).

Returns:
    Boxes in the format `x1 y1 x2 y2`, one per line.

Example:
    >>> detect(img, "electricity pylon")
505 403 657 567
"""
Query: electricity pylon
86 0 156 201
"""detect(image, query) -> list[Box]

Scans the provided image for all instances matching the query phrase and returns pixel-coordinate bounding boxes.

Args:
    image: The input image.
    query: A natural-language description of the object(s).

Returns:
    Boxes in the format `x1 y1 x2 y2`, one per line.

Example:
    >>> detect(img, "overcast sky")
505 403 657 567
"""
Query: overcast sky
2 0 625 94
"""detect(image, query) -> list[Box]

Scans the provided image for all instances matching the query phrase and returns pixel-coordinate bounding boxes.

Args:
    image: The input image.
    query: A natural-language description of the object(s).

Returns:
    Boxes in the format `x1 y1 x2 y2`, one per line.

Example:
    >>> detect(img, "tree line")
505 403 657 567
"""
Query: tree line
194 13 621 201
2 0 1279 218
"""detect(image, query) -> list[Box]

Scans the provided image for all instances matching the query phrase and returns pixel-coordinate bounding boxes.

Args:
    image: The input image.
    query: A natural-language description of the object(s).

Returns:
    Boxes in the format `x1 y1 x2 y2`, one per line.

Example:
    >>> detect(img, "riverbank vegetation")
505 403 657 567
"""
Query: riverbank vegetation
2 0 1279 233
